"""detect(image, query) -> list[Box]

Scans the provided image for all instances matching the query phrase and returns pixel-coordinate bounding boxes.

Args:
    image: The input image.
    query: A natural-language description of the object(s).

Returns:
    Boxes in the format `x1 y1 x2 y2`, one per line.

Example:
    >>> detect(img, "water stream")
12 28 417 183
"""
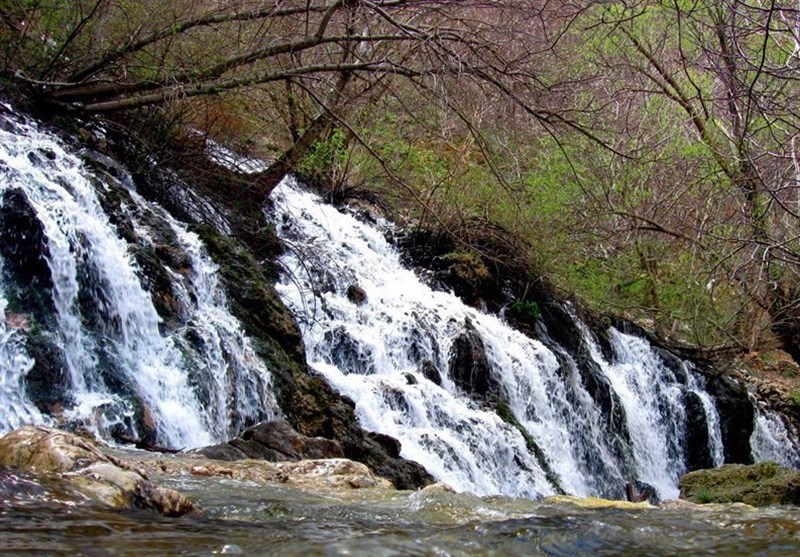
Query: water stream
0 106 277 447
272 177 793 500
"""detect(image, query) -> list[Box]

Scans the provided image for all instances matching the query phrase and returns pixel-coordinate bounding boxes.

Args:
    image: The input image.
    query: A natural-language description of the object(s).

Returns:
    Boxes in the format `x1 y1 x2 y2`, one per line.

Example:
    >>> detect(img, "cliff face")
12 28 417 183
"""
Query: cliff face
0 100 432 489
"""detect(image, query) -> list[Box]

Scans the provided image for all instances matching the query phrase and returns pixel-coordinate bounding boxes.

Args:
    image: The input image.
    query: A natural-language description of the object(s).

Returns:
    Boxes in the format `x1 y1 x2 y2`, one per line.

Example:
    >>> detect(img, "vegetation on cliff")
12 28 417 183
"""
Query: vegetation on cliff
3 0 800 365
3 0 800 436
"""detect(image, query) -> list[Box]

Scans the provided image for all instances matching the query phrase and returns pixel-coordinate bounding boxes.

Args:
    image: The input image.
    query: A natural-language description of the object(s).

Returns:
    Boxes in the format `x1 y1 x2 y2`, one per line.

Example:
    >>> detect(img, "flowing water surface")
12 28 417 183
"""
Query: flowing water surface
2 469 800 556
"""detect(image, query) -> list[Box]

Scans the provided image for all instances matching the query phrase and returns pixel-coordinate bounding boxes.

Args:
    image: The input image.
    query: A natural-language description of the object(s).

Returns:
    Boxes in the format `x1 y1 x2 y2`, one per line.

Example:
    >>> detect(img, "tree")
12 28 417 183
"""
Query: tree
2 0 594 199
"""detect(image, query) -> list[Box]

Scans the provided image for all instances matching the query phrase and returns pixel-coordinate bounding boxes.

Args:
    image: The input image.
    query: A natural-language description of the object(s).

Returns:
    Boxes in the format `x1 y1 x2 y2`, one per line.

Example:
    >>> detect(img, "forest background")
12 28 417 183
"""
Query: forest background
3 0 800 368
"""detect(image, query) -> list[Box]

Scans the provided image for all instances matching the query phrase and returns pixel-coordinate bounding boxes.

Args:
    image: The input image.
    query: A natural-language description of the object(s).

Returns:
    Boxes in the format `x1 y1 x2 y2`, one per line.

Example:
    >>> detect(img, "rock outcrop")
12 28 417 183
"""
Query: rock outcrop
679 461 800 506
194 225 434 490
0 426 194 516
448 317 496 398
195 420 344 462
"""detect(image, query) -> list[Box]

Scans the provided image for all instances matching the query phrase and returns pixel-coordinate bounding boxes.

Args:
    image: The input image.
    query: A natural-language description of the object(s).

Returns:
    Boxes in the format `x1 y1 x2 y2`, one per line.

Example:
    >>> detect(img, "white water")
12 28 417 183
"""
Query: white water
273 177 732 498
0 107 277 446
595 329 724 498
752 408 800 468
0 292 46 430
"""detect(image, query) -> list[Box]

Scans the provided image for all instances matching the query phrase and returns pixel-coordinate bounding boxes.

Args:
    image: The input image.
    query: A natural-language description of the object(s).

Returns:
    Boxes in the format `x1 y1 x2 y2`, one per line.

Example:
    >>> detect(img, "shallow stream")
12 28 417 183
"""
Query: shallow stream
3 469 799 556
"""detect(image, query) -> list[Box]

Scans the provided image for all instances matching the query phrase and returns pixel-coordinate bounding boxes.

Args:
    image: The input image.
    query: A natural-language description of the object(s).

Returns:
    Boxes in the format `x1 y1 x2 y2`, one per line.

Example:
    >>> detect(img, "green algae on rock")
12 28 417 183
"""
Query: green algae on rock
679 461 800 506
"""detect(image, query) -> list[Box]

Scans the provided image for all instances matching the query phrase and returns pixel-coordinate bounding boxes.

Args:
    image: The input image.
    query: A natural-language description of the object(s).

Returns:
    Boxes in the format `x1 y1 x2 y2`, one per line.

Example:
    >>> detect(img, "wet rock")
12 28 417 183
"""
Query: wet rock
193 443 248 462
242 420 344 460
366 431 402 459
323 326 374 375
196 420 344 462
126 454 392 491
275 459 392 490
227 438 288 461
421 482 456 493
544 495 653 510
448 318 496 398
683 391 713 471
0 426 194 516
419 359 441 386
23 329 71 414
703 376 755 464
346 284 367 305
0 188 53 311
626 480 659 504
679 461 800 506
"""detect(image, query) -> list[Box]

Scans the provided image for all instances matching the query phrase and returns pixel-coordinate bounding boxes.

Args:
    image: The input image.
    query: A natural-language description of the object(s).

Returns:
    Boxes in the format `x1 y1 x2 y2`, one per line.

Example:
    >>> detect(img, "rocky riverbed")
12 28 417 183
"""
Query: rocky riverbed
2 426 800 556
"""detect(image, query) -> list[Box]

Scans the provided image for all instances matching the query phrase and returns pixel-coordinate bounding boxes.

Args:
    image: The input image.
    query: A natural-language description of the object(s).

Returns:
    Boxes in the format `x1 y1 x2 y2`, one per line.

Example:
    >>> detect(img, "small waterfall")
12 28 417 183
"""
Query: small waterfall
0 291 46 430
0 106 277 446
591 329 724 498
274 177 731 499
752 408 800 468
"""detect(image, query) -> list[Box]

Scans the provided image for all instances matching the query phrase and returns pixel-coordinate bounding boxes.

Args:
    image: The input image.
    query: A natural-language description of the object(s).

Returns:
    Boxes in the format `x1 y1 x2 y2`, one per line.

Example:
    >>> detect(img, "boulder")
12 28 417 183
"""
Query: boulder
182 458 392 490
703 376 755 464
419 359 441 385
195 420 344 462
682 391 714 471
0 188 52 291
448 317 496 398
346 284 367 305
0 426 194 516
679 461 800 506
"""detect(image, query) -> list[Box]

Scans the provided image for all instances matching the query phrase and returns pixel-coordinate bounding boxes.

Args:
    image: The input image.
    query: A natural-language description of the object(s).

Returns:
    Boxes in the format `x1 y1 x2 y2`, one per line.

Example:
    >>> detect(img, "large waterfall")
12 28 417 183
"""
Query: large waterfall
0 105 278 447
1 104 798 500
272 177 796 499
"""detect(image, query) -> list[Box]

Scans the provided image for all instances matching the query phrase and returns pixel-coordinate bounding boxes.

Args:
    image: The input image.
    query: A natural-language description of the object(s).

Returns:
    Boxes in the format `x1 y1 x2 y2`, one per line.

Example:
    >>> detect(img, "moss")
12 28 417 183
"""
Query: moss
679 461 800 506
191 223 433 489
494 401 564 494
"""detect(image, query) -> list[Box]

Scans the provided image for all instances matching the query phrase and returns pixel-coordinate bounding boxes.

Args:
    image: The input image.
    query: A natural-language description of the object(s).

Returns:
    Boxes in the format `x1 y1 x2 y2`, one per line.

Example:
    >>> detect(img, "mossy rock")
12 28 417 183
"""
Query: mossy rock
191 224 433 490
679 461 800 506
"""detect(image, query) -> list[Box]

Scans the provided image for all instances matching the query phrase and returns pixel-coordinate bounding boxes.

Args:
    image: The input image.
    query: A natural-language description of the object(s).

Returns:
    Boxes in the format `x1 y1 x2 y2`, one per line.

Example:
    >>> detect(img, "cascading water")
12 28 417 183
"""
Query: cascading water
273 176 766 499
2 100 798 502
752 407 800 468
0 105 277 447
0 290 45 431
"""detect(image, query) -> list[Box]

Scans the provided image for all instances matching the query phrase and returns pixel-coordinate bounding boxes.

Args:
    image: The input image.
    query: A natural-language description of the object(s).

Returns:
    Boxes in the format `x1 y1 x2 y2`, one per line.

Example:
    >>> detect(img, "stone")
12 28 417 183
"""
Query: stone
419 359 441 386
421 482 456 493
195 420 345 462
0 188 52 291
242 420 345 460
703 376 755 464
366 431 402 459
228 438 288 461
0 426 194 516
346 284 367 305
683 391 713 471
544 495 653 510
679 461 800 506
448 318 496 398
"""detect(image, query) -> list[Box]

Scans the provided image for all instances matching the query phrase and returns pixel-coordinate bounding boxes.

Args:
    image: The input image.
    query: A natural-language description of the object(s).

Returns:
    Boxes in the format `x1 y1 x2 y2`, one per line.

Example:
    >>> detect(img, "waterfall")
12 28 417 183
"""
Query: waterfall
274 177 732 499
2 102 798 500
0 105 277 447
752 407 800 468
0 291 46 431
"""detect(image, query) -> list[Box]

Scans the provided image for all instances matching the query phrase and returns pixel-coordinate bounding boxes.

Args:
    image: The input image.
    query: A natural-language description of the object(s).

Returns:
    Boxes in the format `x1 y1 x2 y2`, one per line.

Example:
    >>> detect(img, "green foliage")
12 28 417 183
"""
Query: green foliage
510 299 541 323
441 251 490 285
695 489 714 504
296 127 349 189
